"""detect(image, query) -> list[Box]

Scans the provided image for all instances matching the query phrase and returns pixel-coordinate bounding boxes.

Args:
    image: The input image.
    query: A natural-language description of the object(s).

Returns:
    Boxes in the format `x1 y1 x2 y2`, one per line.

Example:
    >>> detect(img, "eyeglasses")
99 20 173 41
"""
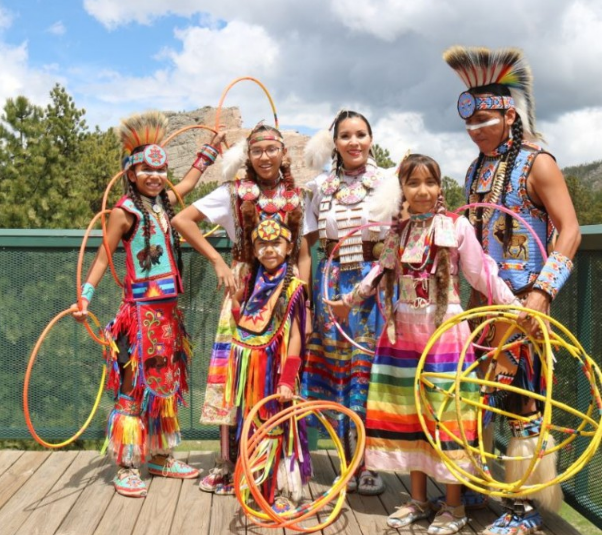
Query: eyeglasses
136 170 168 178
249 146 282 159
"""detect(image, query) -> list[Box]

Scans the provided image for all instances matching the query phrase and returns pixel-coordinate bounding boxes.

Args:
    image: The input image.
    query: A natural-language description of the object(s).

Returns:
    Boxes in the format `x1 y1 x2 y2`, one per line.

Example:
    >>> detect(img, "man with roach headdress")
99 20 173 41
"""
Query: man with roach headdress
444 46 581 535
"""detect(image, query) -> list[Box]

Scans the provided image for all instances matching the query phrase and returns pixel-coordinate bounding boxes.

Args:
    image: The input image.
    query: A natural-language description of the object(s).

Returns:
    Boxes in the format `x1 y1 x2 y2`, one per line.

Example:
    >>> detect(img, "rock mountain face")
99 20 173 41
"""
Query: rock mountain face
163 106 316 188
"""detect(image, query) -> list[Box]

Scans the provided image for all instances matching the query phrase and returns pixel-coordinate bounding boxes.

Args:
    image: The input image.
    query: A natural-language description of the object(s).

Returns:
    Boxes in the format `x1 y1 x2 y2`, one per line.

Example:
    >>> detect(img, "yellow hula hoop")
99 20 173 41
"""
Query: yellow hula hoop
414 304 602 499
23 307 108 449
215 76 279 129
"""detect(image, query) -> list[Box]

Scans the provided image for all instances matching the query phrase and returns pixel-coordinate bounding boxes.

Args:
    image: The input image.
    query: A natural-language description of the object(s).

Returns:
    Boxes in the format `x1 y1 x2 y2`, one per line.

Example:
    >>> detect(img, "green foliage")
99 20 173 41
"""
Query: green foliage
565 175 602 225
193 181 221 231
0 84 121 229
441 175 465 211
373 143 395 169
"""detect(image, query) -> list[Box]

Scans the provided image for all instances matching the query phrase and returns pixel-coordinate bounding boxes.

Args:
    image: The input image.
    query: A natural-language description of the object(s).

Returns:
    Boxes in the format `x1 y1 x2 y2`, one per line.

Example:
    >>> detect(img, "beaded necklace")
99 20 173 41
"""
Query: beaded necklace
140 195 169 233
320 168 379 205
237 178 300 214
400 216 435 272
468 139 512 226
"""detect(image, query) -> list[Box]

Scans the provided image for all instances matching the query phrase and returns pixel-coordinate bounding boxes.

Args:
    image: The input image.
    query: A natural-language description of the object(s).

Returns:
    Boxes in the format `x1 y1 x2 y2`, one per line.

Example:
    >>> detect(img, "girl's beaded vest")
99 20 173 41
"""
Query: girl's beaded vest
465 140 553 293
117 196 183 301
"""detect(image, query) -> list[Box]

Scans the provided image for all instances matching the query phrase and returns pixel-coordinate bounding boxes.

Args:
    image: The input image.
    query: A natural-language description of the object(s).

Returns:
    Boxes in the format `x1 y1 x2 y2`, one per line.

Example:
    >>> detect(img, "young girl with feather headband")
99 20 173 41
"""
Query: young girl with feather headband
443 46 581 535
73 111 225 497
300 110 397 496
221 210 310 511
326 154 522 534
172 123 310 494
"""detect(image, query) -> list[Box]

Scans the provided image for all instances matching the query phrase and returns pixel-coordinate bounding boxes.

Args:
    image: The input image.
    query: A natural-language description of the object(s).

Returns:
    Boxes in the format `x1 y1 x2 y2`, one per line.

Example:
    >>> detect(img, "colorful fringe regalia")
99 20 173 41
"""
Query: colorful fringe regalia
226 263 311 504
360 214 518 484
104 196 191 467
200 179 304 425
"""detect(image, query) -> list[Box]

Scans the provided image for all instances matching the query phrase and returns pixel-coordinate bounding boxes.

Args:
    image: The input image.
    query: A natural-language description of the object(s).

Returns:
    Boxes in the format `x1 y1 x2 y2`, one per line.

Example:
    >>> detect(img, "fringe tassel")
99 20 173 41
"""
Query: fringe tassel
106 406 147 467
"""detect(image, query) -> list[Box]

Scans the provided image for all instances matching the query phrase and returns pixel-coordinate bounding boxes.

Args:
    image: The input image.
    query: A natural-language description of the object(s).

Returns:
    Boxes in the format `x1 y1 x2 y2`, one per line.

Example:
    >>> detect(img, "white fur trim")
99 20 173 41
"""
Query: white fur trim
368 168 401 224
221 138 248 181
304 129 334 170
506 435 563 512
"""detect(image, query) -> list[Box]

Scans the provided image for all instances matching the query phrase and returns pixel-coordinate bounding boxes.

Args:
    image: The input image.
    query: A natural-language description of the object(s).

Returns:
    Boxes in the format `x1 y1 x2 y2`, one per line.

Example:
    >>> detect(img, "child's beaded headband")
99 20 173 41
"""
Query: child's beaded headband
252 219 292 243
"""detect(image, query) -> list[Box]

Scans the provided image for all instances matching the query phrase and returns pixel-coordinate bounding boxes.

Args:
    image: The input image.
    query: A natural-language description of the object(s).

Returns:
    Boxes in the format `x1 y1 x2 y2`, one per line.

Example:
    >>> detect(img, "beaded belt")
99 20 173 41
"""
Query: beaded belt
324 240 384 262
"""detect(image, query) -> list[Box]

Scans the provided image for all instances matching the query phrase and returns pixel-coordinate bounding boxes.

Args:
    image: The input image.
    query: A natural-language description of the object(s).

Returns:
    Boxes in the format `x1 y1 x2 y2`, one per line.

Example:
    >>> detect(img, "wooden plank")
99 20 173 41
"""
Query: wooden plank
306 450 363 535
92 464 148 535
131 452 189 535
0 450 24 478
0 451 50 510
207 474 245 535
54 452 113 535
324 450 390 534
170 451 215 535
0 450 76 535
15 451 102 535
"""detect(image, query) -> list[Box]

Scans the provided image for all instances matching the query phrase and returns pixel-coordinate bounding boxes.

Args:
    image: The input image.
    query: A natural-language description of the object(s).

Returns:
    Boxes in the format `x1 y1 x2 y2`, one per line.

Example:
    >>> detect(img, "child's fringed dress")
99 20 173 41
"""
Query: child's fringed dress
226 263 311 504
355 213 518 484
104 196 191 467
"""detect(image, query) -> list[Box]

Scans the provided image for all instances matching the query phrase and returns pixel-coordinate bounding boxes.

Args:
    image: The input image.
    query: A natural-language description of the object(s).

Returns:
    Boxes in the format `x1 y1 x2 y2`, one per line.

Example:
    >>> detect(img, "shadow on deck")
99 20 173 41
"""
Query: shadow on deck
0 449 582 535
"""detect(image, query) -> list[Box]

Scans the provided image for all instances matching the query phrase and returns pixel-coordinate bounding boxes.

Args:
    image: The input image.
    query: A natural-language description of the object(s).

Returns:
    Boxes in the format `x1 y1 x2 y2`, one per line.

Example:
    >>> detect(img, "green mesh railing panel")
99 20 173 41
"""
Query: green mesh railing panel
0 230 231 441
1 227 602 527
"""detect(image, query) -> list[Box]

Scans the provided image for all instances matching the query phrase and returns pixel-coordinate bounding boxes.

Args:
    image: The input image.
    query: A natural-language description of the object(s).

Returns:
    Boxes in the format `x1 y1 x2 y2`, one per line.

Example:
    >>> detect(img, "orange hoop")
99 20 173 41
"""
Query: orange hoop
215 76 279 130
235 395 365 532
23 306 107 448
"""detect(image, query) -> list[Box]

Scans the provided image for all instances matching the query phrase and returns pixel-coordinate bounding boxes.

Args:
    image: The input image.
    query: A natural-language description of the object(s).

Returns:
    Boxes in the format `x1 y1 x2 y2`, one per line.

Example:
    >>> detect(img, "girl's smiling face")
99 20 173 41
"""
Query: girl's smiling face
129 163 168 197
402 165 441 215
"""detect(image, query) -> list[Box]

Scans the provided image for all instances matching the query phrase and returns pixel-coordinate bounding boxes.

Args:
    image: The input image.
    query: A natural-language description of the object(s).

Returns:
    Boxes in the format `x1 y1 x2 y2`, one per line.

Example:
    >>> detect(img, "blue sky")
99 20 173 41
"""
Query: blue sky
1 0 601 179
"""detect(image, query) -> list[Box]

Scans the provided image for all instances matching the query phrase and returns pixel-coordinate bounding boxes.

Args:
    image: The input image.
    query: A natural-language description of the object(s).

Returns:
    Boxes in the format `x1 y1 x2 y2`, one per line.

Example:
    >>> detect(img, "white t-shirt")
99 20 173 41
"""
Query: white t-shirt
192 184 237 241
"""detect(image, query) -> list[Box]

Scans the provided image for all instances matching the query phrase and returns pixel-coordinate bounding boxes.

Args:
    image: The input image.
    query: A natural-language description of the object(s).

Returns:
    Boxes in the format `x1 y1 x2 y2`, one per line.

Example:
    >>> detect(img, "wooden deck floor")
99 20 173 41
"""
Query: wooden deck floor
0 449 582 535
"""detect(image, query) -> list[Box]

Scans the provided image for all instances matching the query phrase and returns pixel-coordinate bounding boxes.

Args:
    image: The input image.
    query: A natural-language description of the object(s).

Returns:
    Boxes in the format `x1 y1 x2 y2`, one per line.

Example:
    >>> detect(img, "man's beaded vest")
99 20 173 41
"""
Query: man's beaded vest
117 196 183 301
465 141 554 294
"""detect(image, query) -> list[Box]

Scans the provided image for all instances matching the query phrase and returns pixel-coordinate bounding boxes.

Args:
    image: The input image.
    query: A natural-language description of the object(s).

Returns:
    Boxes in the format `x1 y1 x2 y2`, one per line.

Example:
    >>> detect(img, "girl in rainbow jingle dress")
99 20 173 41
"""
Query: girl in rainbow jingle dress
172 124 309 495
326 154 522 534
227 212 310 511
74 111 224 497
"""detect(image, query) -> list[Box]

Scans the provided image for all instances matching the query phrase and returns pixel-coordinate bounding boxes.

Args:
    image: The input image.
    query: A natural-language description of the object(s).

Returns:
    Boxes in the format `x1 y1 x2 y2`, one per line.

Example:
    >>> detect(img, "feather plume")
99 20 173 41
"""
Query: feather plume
443 46 539 139
119 111 168 154
304 129 334 170
221 138 249 181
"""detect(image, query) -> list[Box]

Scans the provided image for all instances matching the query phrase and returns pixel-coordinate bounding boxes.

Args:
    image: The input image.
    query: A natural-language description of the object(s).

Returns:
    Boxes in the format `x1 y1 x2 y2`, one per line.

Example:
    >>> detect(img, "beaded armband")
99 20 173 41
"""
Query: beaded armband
81 282 95 304
532 250 573 300
192 144 219 171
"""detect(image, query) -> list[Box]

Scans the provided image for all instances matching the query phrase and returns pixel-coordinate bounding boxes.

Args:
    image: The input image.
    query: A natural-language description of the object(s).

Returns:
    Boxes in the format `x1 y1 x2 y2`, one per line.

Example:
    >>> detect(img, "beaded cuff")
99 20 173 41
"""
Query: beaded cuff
192 144 219 171
81 282 95 304
532 250 573 300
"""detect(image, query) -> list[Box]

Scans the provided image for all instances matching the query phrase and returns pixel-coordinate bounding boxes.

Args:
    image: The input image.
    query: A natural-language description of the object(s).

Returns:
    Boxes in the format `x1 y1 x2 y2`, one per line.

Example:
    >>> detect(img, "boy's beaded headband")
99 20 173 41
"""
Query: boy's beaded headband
252 219 292 243
457 92 515 120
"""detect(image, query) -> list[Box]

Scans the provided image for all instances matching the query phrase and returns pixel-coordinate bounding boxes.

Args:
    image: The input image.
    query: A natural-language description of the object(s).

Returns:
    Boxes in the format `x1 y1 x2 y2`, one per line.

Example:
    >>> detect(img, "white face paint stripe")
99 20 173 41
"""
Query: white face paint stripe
465 117 501 131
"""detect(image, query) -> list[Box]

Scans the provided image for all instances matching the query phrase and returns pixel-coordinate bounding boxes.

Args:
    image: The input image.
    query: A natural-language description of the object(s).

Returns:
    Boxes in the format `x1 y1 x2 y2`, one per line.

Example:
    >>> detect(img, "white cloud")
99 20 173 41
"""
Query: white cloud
77 19 280 128
373 112 475 181
47 21 66 36
0 6 12 30
0 41 66 106
540 107 602 168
